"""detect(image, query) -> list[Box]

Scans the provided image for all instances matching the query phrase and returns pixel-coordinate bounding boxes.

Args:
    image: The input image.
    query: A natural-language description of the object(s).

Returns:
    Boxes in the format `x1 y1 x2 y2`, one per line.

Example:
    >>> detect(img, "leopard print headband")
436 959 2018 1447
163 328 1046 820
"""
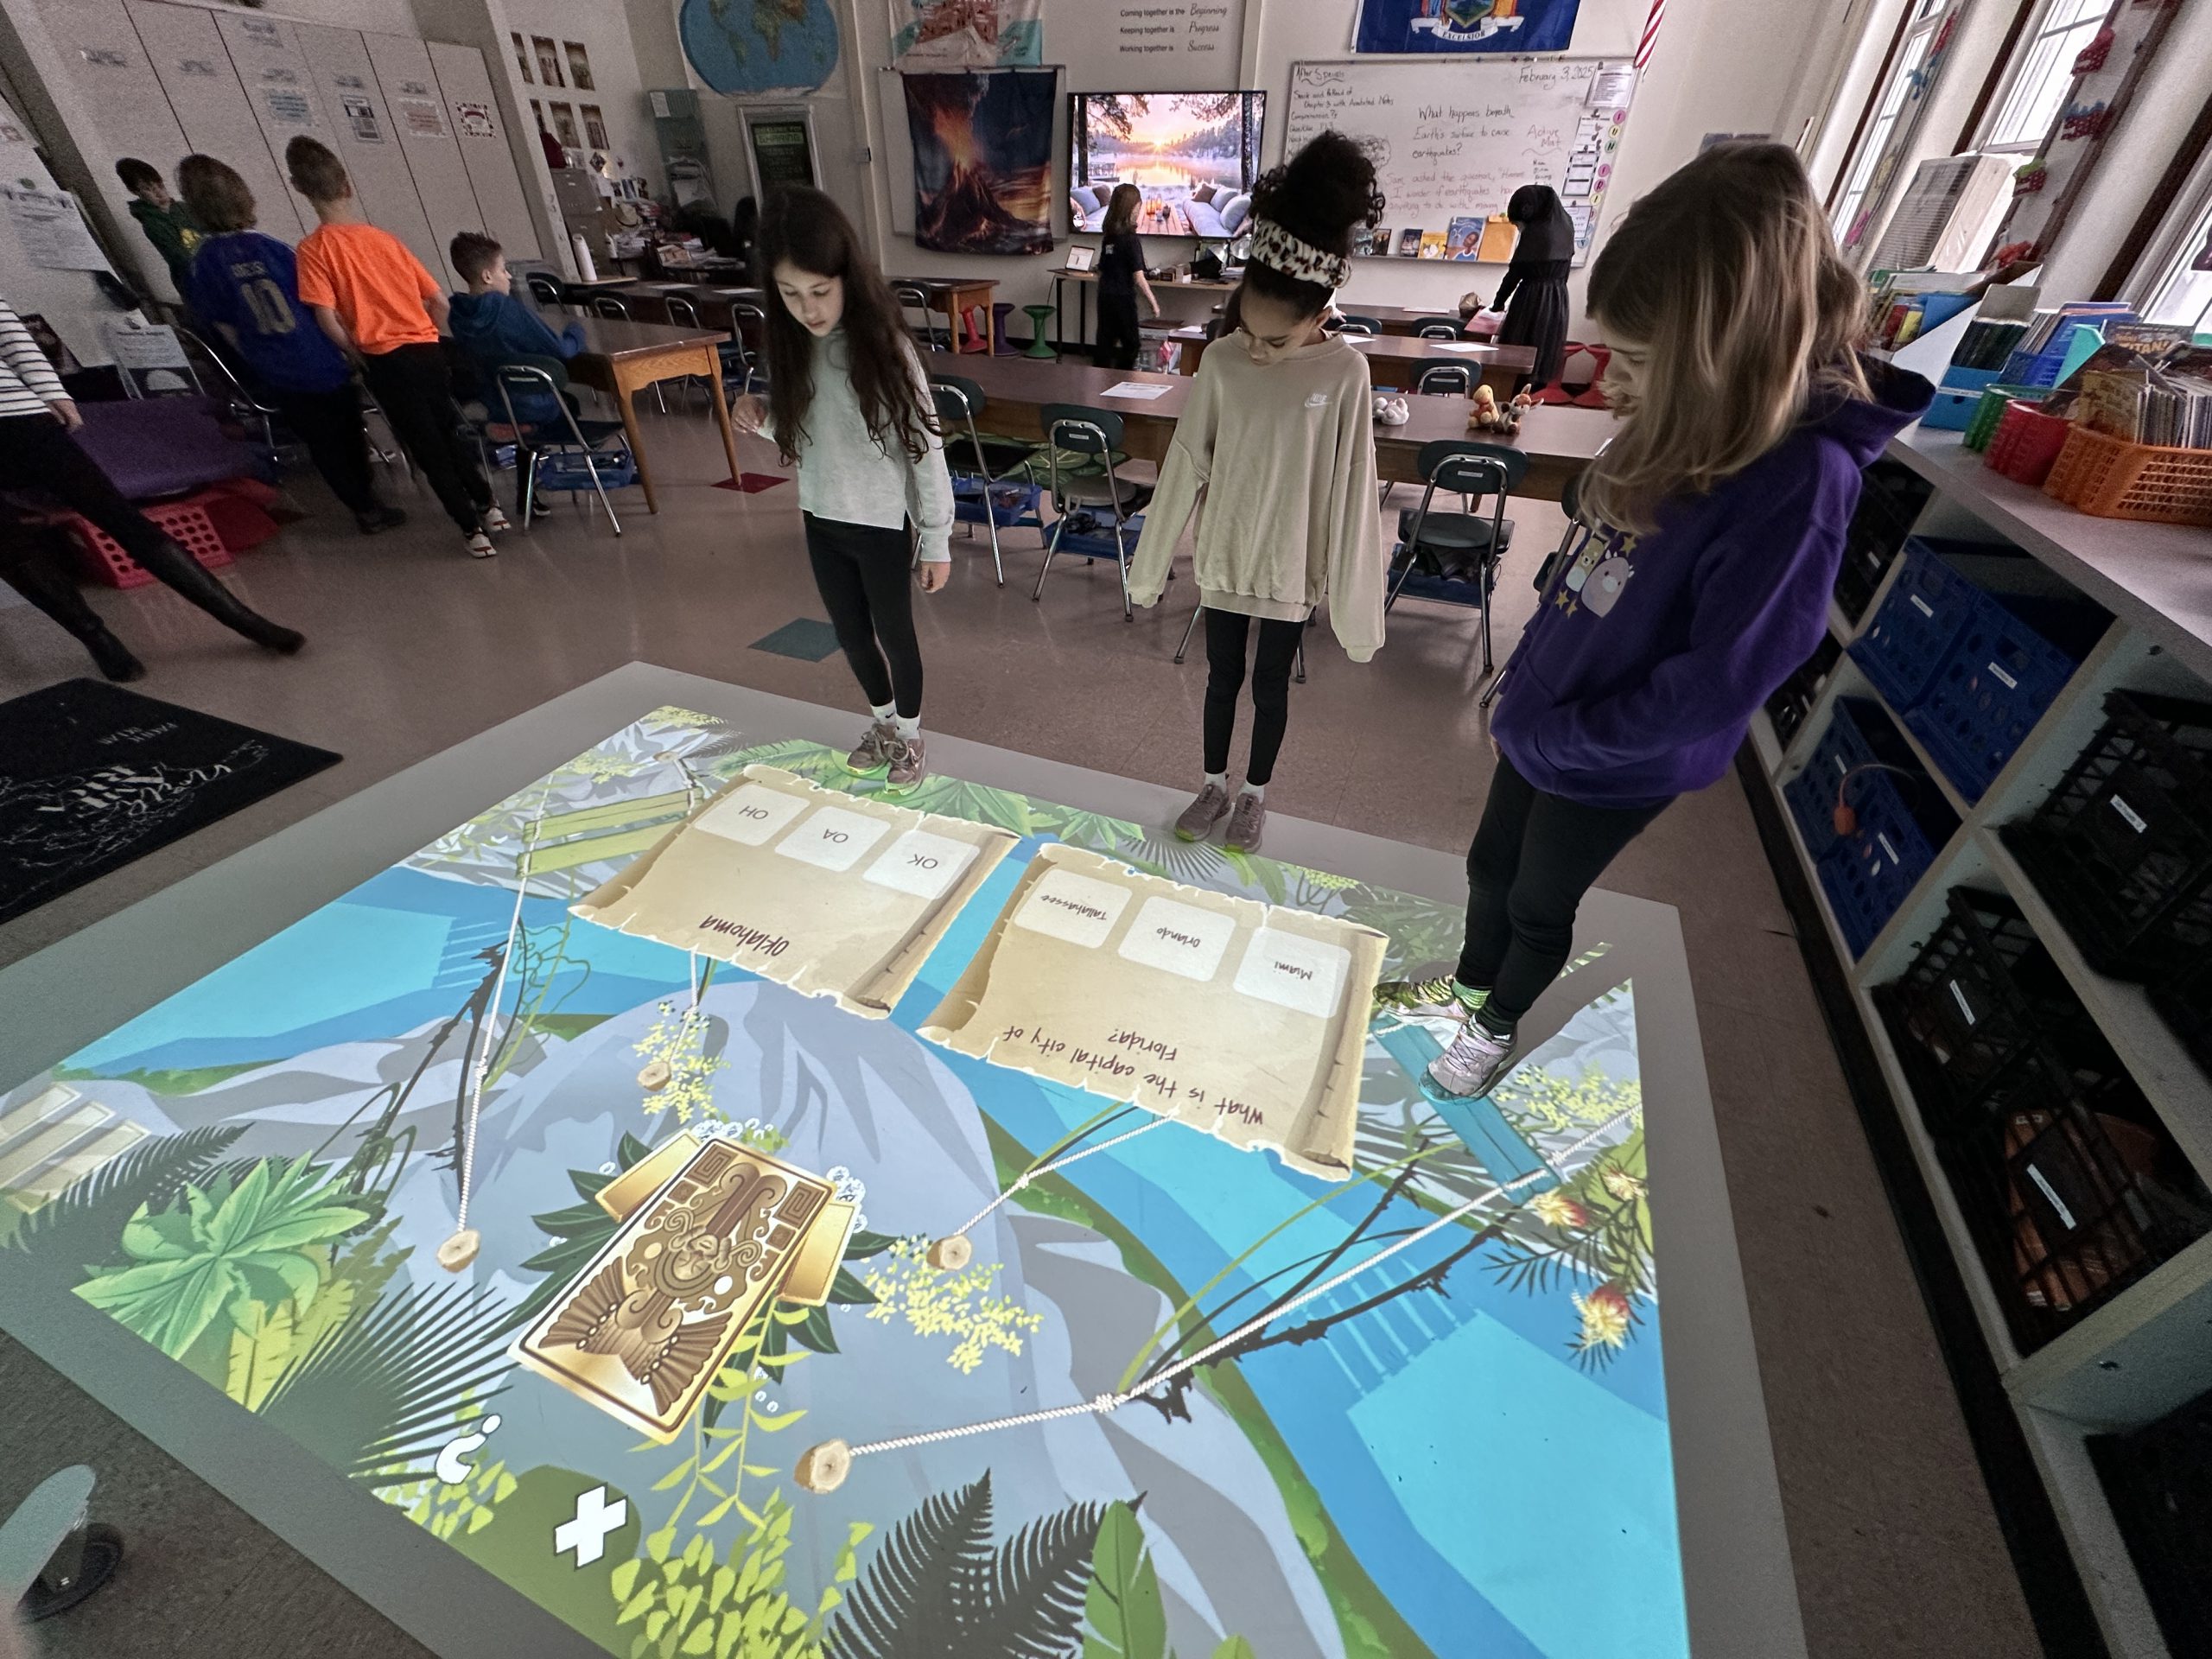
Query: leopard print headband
1247 218 1351 291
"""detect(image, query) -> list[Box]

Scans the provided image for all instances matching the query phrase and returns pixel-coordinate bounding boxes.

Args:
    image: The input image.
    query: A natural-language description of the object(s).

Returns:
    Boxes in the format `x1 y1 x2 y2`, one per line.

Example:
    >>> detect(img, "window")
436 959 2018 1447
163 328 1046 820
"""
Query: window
2136 181 2212 333
1832 0 1950 245
1980 0 2109 152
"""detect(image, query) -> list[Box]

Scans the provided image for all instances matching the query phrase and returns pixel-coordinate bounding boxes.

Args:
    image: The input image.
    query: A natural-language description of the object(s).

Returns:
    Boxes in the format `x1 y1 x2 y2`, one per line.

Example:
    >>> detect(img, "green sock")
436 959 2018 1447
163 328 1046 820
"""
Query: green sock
1452 982 1490 1014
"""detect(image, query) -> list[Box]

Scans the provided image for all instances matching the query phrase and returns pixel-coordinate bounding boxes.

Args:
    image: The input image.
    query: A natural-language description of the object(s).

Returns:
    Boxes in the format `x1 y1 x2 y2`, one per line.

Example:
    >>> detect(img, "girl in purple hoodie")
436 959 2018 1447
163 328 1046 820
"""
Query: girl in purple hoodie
1422 143 1931 1102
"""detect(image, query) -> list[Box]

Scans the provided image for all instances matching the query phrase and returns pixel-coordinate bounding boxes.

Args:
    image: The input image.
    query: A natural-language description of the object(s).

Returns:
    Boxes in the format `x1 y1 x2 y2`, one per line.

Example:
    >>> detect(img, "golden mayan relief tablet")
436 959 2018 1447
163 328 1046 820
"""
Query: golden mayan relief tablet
511 1140 843 1441
919 843 1385 1181
570 766 1019 1018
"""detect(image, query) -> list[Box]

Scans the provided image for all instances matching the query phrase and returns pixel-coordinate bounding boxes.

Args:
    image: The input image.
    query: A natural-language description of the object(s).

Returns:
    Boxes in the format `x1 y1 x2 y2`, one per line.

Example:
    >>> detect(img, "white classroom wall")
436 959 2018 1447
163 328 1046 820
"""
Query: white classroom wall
500 0 665 194
642 0 1870 334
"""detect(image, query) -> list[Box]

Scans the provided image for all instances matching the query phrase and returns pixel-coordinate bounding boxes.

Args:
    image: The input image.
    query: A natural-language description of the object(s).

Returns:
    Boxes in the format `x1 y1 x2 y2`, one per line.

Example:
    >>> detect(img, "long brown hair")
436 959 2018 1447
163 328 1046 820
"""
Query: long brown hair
1102 182 1141 238
1581 143 1867 533
758 187 932 467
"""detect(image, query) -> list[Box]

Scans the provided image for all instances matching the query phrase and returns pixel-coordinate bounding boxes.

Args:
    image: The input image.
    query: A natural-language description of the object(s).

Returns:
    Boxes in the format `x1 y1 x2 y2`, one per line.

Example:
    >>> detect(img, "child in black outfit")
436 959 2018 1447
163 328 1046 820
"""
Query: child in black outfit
1093 184 1160 372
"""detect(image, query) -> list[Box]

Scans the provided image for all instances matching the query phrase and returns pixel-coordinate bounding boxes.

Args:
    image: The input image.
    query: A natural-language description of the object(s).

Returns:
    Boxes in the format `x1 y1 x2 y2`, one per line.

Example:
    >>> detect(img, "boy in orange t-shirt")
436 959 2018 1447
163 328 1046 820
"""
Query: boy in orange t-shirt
288 137 501 558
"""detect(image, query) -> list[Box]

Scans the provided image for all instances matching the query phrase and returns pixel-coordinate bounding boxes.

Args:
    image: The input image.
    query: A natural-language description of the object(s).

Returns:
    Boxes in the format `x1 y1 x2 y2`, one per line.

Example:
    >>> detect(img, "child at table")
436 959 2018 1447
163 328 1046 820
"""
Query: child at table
285 137 499 558
1414 143 1932 1103
732 187 954 794
1127 130 1388 855
177 155 404 537
1094 183 1160 372
448 230 592 519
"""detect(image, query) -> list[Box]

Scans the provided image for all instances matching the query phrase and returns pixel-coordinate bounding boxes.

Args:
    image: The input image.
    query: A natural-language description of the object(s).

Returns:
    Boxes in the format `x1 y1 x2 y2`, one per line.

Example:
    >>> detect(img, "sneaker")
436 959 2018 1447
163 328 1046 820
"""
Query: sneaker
845 720 898 776
481 506 513 533
356 505 407 535
1174 782 1231 842
1224 791 1265 853
464 531 496 559
1373 975 1477 1020
883 735 927 793
1426 1019 1516 1100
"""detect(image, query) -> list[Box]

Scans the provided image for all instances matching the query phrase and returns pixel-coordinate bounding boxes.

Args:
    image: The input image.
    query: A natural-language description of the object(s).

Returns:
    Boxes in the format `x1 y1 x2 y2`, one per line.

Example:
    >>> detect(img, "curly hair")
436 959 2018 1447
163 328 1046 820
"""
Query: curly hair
757 186 933 469
1234 130 1384 325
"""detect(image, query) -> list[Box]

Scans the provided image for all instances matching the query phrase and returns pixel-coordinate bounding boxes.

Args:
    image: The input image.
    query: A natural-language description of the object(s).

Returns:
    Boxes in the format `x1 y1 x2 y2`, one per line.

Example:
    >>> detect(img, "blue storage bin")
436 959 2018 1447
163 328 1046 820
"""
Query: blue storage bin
1938 365 2005 394
1785 696 1880 858
536 447 637 493
1849 538 1987 709
1905 595 2103 801
1921 389 1986 430
1999 321 2108 390
952 477 1042 531
1815 760 1958 957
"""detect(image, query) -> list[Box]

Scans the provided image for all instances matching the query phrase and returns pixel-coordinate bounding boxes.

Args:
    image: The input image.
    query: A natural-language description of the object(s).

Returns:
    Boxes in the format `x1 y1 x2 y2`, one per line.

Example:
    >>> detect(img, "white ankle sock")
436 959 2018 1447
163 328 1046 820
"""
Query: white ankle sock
1243 783 1266 802
1203 771 1227 791
893 714 921 741
869 701 896 722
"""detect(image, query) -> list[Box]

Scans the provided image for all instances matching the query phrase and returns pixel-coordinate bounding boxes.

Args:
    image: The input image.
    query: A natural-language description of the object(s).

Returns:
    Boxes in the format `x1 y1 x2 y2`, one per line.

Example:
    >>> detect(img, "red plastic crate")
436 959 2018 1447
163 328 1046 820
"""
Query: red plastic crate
67 499 233 589
1984 402 2072 487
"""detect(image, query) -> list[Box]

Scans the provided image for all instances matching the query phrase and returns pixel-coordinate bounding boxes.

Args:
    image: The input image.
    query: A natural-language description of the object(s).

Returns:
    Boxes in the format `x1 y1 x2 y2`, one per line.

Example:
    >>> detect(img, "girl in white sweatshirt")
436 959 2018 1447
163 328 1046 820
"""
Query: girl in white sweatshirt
734 188 955 792
1128 132 1387 854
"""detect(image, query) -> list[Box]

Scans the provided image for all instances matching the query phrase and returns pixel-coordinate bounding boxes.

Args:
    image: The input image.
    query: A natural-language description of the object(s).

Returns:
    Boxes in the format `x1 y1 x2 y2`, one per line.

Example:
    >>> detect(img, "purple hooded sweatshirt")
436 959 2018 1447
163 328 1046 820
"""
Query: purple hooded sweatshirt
1492 360 1933 809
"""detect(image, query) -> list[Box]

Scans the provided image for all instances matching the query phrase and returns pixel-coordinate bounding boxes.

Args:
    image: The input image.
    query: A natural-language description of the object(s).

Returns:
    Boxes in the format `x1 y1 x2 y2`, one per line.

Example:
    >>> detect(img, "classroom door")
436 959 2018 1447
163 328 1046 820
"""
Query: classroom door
293 25 450 287
41 0 195 299
427 42 541 261
360 34 494 279
125 0 306 239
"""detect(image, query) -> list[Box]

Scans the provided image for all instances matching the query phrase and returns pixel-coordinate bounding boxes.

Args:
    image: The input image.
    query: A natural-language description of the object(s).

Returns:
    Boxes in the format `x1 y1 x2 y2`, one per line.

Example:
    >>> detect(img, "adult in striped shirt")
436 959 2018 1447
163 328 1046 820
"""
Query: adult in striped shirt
0 298 302 679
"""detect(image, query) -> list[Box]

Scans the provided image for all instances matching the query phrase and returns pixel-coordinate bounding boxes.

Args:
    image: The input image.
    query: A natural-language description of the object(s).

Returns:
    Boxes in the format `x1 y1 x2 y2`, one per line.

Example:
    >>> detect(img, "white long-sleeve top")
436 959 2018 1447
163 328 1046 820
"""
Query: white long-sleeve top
769 329 955 561
1128 334 1386 661
0 301 68 419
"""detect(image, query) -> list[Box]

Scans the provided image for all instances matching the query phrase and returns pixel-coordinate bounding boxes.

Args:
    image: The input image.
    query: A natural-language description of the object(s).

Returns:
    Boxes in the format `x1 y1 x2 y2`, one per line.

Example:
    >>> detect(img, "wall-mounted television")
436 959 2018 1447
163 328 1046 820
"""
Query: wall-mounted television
1068 92 1266 239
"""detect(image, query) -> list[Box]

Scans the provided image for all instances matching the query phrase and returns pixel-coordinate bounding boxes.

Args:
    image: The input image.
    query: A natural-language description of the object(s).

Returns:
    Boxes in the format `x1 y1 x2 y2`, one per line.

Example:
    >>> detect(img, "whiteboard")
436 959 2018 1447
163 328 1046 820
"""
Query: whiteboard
1282 58 1637 266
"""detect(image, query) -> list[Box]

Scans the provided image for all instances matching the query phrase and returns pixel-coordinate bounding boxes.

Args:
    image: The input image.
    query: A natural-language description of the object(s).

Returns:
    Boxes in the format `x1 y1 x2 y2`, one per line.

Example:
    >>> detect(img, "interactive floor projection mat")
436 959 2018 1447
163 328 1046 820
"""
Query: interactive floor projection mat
0 671 1806 1659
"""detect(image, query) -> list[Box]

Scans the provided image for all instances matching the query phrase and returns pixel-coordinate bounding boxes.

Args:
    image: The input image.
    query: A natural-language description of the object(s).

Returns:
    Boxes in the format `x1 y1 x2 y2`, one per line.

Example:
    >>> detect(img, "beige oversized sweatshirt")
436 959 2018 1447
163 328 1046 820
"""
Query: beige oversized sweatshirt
1128 334 1386 661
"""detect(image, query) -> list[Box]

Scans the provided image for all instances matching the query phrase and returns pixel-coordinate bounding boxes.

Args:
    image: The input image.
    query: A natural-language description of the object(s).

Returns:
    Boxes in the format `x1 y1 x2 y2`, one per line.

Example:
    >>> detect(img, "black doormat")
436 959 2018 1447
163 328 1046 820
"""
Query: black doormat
0 679 340 925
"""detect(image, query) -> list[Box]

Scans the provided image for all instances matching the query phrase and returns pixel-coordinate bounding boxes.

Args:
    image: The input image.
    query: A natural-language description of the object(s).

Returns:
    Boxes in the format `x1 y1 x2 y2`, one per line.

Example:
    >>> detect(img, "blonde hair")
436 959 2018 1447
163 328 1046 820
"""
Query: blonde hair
1580 143 1867 534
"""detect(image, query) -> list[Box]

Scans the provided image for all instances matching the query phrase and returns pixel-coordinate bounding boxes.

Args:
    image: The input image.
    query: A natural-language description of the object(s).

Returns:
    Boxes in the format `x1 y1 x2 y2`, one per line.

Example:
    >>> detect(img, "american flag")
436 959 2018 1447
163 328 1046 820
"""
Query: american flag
1635 0 1664 67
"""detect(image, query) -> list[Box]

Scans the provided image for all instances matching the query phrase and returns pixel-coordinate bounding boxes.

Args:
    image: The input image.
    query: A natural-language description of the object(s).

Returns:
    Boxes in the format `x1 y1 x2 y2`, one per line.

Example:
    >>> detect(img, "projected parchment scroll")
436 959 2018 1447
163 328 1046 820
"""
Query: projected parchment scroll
920 844 1386 1179
572 766 1018 1017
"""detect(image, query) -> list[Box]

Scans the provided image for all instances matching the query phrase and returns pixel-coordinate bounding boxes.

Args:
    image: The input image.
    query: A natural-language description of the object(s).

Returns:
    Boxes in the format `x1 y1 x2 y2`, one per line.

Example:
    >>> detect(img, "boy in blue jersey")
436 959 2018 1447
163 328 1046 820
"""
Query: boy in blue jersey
448 231 594 519
176 154 404 534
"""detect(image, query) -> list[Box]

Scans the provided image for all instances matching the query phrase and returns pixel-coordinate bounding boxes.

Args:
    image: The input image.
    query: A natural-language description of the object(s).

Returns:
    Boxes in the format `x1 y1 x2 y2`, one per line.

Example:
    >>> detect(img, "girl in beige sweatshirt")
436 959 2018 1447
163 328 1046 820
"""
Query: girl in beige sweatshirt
1129 132 1386 854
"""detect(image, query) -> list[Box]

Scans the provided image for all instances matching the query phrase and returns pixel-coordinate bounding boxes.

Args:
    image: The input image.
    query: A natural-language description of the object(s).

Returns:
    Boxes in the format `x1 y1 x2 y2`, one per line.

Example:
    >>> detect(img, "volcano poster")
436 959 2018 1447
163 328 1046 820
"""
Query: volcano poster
904 68 1056 255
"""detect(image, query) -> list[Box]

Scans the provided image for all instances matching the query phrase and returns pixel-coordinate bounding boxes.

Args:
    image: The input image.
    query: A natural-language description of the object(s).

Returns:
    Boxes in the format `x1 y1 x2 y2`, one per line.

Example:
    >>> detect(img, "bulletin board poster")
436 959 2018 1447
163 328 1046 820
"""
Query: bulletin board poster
1356 0 1583 55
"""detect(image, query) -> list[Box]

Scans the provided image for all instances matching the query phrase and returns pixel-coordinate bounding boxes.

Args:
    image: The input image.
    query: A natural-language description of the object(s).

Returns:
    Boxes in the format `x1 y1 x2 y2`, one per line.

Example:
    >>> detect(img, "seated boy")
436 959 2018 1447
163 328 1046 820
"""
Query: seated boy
285 137 501 558
448 232 620 517
116 157 203 300
176 154 403 535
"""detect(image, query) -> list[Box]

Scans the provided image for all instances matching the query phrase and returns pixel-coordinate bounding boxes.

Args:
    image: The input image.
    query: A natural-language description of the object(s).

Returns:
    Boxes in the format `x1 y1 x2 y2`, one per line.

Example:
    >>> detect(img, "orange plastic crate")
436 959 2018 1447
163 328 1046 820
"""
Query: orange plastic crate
2044 425 2212 527
66 499 234 589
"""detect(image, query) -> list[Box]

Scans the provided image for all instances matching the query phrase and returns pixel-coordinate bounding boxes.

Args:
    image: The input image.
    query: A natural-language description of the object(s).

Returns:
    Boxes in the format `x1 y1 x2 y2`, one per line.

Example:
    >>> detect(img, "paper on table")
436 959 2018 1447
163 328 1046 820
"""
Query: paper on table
1101 381 1173 399
919 843 1386 1180
571 766 1019 1017
1427 340 1490 352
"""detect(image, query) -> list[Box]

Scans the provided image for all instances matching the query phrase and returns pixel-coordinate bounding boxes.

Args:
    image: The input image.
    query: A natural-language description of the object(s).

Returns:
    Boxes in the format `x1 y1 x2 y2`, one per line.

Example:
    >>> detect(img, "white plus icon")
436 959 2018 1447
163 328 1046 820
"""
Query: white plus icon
553 1485 627 1567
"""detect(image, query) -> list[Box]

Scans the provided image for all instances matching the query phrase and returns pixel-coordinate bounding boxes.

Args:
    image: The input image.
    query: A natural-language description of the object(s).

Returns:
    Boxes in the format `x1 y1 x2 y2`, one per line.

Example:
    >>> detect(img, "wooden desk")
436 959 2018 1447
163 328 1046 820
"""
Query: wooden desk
1166 327 1535 395
918 347 1611 500
566 316 742 512
1350 334 1535 392
1052 267 1235 353
893 277 998 353
1337 302 1499 339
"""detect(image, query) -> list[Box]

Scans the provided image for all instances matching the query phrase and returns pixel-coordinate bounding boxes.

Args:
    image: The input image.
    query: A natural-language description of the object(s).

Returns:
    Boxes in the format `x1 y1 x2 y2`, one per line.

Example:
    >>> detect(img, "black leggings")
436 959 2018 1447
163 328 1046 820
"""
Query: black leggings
1203 609 1302 785
359 343 489 534
1095 293 1141 372
805 513 922 718
0 412 171 568
1456 755 1671 1030
272 385 378 517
